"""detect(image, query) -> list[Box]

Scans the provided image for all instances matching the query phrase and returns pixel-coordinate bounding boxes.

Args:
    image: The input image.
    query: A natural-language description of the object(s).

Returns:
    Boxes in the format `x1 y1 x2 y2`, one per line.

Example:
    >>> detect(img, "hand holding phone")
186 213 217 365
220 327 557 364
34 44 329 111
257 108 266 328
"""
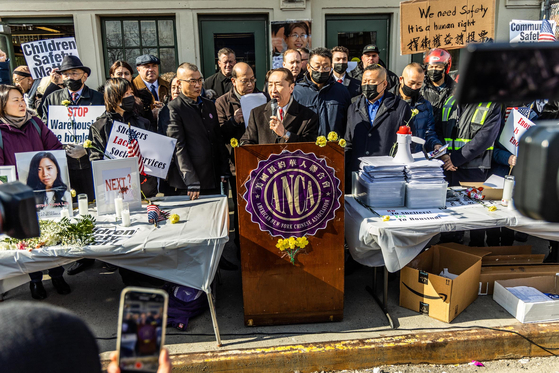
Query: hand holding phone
116 287 169 373
108 349 172 373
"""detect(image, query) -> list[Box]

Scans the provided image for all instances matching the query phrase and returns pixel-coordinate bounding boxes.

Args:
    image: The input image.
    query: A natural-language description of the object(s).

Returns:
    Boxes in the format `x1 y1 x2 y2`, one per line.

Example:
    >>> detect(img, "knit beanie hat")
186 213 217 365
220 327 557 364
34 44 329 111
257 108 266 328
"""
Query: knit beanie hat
0 301 102 373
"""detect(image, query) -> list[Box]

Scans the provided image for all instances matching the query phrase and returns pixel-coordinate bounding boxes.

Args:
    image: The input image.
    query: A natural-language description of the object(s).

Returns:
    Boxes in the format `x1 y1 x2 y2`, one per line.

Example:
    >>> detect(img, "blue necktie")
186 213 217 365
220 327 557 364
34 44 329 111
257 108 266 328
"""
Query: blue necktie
150 84 159 101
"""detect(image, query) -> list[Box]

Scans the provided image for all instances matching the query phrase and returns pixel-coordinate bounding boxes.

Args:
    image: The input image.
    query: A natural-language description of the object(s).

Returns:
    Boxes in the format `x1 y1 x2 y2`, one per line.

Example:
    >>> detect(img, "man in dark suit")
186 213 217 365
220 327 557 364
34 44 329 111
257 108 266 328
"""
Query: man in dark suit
167 62 236 270
331 46 361 98
241 68 318 144
203 48 236 99
40 55 104 275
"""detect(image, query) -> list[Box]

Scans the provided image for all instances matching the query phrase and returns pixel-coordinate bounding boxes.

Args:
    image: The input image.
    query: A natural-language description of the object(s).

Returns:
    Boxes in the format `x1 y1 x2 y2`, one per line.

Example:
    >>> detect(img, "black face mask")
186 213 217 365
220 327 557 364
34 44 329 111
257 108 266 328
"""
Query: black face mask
120 96 136 112
311 70 331 85
362 84 382 101
427 69 444 83
64 78 83 92
401 81 421 100
333 63 348 75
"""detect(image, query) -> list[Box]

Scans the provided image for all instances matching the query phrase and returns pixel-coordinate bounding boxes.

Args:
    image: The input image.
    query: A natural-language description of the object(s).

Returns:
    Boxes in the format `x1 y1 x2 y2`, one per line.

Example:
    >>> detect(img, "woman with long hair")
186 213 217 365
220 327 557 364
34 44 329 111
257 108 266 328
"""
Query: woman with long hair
0 84 71 300
27 151 68 209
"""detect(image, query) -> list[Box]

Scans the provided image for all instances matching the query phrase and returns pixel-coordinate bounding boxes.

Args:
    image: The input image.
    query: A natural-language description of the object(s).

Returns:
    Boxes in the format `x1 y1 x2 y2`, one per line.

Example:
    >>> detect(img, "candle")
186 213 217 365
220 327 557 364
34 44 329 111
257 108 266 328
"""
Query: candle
501 175 515 207
121 202 131 227
114 196 123 218
78 194 88 215
60 208 70 219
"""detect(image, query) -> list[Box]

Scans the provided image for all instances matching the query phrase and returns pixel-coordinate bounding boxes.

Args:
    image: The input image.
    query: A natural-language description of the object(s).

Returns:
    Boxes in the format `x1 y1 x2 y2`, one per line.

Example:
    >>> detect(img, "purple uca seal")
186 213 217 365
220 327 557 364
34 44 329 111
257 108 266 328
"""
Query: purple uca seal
243 149 342 238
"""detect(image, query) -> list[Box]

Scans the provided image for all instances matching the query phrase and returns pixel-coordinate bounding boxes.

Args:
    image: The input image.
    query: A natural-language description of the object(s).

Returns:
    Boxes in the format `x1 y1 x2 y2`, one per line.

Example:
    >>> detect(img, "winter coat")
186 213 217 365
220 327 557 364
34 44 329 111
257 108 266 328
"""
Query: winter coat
293 75 351 137
347 59 399 93
166 94 230 191
0 116 63 166
344 92 412 175
0 60 10 85
241 98 319 145
132 75 170 107
420 74 456 137
203 71 232 99
337 74 362 98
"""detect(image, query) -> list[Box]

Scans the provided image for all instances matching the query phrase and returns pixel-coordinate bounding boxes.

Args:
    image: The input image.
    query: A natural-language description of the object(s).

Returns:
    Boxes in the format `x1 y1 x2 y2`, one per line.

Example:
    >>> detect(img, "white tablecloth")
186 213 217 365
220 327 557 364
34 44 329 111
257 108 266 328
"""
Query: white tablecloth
0 195 229 294
345 196 527 272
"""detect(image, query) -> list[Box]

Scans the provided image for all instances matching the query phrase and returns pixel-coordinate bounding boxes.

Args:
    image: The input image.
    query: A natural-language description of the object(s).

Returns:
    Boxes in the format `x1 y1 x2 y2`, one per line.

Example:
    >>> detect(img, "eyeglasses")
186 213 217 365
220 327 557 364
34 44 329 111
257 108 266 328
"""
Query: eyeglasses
178 78 204 86
238 78 256 85
61 72 84 79
289 33 308 40
13 77 30 83
309 64 332 73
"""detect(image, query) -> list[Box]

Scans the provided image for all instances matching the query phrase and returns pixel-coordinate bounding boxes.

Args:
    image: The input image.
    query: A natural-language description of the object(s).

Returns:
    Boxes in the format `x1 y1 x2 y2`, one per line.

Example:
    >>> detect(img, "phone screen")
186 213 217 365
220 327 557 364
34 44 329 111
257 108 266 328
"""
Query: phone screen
118 289 167 373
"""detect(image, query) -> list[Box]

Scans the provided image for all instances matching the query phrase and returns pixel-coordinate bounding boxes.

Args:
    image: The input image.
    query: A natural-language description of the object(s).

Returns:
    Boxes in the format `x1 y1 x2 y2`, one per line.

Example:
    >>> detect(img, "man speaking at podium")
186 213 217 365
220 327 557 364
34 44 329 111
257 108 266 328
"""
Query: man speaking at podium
241 68 318 145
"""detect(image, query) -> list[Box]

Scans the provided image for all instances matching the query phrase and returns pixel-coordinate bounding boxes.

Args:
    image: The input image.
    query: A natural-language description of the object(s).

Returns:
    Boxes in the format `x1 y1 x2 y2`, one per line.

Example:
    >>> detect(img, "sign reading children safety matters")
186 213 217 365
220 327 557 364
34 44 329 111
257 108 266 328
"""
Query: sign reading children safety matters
106 121 177 179
400 0 495 55
47 105 105 144
21 37 79 79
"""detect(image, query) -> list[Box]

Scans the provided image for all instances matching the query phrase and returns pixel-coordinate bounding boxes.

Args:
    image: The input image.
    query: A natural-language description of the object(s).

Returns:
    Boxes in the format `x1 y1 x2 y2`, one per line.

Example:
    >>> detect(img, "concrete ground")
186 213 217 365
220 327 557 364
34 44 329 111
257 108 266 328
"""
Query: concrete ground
1 214 557 370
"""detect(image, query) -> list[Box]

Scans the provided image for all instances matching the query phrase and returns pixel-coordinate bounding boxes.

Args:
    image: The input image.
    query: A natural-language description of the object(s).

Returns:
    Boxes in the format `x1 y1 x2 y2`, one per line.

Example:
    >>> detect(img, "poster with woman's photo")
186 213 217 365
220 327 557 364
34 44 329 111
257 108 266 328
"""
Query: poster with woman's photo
272 20 312 68
15 150 72 218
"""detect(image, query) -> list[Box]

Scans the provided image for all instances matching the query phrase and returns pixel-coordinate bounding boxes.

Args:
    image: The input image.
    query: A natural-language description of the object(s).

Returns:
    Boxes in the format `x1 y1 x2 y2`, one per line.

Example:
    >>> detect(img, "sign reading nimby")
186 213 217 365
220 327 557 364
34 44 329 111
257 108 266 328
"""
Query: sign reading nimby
498 108 536 155
510 19 557 43
400 0 496 55
107 121 177 179
22 37 79 80
47 105 105 144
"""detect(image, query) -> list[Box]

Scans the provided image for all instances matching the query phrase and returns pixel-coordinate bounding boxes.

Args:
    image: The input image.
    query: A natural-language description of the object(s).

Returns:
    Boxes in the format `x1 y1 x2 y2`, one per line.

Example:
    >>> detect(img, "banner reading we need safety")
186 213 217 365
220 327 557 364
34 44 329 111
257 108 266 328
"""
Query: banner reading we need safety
498 108 536 155
107 121 177 179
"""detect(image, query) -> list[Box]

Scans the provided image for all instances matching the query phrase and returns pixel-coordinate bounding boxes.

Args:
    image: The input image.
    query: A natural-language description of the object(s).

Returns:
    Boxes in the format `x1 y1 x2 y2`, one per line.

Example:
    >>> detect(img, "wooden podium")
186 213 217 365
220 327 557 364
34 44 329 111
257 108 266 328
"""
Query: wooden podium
235 142 345 326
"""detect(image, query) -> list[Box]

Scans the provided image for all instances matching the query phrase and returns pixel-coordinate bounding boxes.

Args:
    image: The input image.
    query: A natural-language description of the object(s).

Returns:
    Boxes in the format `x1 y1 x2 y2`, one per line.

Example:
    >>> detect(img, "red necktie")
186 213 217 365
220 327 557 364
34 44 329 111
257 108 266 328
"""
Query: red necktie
278 108 284 121
337 79 343 84
71 92 78 103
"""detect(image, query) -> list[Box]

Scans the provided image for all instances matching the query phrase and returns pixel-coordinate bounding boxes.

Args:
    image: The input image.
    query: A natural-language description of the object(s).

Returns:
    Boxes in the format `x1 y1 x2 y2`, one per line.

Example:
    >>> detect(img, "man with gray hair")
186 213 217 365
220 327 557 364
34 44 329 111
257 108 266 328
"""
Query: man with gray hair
203 47 237 98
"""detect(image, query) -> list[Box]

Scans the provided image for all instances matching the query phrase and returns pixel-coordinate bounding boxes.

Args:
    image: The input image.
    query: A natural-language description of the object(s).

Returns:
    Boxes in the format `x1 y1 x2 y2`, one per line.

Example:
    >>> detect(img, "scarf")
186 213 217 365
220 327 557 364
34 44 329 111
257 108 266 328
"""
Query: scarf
1 110 33 129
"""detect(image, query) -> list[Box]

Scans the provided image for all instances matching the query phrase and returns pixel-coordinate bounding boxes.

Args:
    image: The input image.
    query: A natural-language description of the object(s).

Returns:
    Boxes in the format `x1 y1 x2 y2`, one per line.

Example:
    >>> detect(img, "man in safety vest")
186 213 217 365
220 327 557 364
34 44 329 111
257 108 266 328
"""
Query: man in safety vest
440 96 501 186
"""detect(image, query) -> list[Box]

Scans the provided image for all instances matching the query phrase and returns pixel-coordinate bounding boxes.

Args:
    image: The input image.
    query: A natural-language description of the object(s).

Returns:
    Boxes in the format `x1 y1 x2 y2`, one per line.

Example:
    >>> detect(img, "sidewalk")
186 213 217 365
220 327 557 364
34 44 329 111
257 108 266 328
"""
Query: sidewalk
2 230 557 372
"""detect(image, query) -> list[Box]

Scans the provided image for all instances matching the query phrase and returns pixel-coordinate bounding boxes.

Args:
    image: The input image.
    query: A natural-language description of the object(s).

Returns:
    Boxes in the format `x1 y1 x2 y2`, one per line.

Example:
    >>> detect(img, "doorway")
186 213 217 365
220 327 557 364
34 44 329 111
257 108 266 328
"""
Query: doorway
326 15 391 68
198 16 268 86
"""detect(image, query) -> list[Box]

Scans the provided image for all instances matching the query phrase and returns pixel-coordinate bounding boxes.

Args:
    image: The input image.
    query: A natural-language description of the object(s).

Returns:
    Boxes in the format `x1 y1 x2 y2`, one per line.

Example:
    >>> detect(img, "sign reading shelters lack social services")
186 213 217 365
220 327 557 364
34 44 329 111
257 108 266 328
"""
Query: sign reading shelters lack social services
400 0 495 55
21 37 79 80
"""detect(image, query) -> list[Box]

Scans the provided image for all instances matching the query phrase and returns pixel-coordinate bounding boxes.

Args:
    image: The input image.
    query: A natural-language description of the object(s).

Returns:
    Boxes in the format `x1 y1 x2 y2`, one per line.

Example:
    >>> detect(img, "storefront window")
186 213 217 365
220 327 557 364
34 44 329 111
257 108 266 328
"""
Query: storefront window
101 17 177 78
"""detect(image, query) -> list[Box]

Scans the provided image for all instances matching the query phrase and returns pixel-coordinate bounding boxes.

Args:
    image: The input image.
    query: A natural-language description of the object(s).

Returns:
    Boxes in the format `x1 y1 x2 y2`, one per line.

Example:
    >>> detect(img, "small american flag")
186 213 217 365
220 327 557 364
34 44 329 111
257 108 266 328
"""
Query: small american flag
147 204 169 223
128 127 145 174
539 19 556 42
516 106 532 118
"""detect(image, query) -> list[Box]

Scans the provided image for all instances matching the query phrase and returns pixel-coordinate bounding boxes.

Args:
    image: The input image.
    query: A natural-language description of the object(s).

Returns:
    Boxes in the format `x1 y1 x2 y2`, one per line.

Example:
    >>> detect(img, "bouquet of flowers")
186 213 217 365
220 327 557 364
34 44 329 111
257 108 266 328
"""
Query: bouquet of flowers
276 236 309 265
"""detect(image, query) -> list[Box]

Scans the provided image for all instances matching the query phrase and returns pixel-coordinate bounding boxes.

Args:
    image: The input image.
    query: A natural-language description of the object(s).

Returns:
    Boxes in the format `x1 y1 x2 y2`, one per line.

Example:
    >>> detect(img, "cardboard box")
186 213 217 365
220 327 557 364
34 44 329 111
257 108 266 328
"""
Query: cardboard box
479 265 559 295
460 181 503 200
438 243 543 266
493 275 559 323
399 245 482 323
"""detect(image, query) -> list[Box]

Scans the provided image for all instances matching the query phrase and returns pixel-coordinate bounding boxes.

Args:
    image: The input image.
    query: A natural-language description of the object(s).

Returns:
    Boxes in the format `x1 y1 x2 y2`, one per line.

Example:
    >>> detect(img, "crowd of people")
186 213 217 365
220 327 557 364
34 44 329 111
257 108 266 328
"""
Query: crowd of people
0 41 556 303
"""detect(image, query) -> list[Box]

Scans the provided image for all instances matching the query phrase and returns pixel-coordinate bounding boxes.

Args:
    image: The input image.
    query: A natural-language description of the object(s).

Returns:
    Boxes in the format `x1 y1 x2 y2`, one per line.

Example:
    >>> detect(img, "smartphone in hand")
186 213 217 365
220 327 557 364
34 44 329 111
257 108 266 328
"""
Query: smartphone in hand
117 287 168 373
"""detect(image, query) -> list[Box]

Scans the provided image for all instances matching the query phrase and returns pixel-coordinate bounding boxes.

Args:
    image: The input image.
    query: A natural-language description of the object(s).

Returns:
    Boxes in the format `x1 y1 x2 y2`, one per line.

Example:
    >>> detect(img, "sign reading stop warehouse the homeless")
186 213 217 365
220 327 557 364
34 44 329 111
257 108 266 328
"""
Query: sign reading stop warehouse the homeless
400 0 496 55
21 37 79 80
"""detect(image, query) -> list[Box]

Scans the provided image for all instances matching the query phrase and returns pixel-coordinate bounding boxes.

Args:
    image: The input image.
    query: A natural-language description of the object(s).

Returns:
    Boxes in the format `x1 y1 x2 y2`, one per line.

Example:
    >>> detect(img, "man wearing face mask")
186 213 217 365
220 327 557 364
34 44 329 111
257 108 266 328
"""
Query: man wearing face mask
293 47 351 137
344 64 411 191
331 46 361 98
40 55 104 275
396 62 442 153
420 48 456 135
348 44 398 92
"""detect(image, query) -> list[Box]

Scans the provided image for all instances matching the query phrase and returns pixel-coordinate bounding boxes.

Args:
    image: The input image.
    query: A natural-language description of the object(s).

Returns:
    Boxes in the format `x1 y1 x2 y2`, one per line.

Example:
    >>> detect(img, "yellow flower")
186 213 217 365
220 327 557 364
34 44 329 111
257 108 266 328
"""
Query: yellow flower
316 136 327 147
382 215 391 222
61 100 71 107
287 237 297 249
276 238 287 251
296 236 308 249
488 205 497 212
411 108 420 117
327 131 339 142
230 138 239 148
169 214 180 224
338 139 347 148
70 189 77 198
83 139 93 149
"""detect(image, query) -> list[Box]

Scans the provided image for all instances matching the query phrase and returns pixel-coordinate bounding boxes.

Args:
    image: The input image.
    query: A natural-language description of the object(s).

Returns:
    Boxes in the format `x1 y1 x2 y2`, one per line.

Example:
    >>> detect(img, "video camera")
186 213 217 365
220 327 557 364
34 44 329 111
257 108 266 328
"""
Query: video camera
455 42 559 222
0 182 40 239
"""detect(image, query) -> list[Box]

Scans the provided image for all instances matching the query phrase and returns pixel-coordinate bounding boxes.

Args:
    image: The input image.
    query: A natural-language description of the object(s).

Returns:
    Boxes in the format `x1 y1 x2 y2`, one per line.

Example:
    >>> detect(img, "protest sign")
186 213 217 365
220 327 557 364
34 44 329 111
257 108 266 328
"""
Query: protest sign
47 105 105 144
498 108 536 155
21 37 79 80
106 121 177 179
510 20 557 43
400 0 495 55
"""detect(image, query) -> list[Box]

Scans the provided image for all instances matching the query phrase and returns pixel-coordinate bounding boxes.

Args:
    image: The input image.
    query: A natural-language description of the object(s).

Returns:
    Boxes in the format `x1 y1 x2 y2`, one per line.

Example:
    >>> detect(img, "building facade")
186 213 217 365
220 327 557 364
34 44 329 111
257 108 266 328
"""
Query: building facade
0 0 541 89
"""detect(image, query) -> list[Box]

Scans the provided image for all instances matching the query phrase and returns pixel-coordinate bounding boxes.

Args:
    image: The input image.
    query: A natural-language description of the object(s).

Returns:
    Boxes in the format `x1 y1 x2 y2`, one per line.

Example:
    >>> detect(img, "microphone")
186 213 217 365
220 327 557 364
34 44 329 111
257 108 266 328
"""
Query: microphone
271 98 278 118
